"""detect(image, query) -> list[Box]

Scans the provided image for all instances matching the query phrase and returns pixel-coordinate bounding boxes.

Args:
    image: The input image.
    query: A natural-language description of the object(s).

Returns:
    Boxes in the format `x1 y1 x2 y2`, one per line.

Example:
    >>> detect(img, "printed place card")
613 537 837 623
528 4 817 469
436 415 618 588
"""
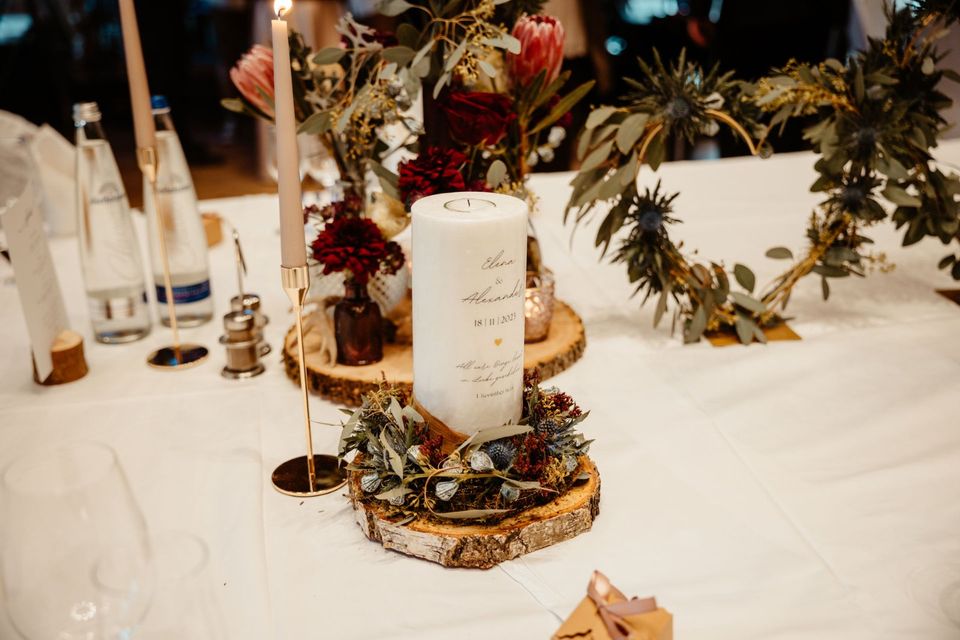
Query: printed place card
2 178 69 380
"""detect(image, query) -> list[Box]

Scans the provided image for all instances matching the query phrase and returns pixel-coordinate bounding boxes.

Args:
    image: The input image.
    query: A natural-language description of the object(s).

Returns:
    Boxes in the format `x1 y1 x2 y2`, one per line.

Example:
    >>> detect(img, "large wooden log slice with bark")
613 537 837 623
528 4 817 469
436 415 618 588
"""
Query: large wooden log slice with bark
348 457 601 569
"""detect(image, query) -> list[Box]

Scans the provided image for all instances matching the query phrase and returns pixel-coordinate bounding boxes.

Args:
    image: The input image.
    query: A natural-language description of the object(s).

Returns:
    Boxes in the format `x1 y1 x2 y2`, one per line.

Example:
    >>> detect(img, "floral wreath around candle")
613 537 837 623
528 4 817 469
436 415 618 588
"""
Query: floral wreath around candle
338 371 591 523
567 3 960 344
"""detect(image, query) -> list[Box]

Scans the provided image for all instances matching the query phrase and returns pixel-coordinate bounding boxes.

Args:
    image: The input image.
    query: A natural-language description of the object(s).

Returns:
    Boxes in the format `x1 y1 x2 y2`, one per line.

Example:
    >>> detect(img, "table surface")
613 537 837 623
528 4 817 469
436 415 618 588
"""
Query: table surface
2 141 960 640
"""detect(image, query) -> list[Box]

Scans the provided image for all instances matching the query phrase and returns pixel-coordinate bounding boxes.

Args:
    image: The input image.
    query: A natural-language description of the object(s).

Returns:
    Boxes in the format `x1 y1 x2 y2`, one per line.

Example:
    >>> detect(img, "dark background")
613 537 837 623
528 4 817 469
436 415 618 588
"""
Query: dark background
0 0 856 200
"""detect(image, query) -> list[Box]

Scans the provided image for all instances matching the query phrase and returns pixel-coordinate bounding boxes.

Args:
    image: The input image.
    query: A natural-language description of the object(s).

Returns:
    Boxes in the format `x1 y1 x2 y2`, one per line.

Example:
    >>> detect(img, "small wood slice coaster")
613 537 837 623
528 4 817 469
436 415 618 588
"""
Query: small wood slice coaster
705 321 801 347
349 456 601 569
283 300 586 406
32 329 89 385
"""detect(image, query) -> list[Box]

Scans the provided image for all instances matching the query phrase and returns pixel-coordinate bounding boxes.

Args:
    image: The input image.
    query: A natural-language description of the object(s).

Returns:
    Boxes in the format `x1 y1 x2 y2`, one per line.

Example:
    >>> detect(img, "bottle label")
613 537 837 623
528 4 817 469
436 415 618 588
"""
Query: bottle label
156 280 211 304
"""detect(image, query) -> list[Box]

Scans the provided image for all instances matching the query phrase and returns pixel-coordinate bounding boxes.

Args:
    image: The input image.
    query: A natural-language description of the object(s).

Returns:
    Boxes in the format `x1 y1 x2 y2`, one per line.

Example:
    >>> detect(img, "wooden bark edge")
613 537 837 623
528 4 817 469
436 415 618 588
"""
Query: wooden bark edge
348 457 601 569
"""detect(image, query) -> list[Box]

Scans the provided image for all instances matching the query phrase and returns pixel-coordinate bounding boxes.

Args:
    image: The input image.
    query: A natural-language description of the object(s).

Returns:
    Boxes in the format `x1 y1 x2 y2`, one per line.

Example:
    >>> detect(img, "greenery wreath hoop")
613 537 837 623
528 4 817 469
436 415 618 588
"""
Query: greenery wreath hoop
338 372 592 523
566 3 960 345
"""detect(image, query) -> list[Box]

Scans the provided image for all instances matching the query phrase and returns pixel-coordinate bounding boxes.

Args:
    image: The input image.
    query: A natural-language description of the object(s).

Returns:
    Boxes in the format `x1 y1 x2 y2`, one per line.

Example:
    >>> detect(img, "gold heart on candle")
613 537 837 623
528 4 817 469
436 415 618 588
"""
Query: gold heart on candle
494 338 503 346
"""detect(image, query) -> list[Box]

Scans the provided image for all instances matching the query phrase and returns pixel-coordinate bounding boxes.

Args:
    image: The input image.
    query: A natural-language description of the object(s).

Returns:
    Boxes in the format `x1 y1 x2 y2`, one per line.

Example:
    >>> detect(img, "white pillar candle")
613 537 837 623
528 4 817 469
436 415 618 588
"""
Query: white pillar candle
411 192 528 435
271 0 307 268
117 0 156 151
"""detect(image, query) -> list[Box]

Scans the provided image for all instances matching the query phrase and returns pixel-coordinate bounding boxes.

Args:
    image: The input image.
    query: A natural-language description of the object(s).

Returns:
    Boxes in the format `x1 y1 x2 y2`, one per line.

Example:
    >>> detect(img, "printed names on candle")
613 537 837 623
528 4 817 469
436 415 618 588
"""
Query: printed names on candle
455 248 524 400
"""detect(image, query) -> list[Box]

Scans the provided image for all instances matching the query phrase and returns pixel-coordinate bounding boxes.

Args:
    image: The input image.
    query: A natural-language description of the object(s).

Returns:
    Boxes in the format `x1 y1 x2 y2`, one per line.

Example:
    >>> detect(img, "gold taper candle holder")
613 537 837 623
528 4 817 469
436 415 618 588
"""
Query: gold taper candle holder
272 264 346 497
138 146 208 369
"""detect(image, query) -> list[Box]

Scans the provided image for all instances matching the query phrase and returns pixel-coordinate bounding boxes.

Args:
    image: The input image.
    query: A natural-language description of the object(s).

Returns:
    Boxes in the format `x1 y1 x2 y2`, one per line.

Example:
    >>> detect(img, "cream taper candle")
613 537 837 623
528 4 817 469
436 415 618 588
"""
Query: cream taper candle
411 192 528 435
271 0 307 267
117 0 156 151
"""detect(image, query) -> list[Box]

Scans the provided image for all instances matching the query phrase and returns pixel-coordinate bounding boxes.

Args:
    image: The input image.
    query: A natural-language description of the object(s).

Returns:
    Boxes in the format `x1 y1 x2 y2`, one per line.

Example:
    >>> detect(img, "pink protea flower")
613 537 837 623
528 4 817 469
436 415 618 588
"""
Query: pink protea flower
230 44 275 118
507 15 565 88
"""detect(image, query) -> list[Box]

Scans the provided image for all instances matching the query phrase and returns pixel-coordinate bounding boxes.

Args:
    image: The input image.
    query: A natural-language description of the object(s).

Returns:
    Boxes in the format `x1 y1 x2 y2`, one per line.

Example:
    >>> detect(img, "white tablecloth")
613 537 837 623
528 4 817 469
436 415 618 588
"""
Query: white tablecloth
2 141 960 639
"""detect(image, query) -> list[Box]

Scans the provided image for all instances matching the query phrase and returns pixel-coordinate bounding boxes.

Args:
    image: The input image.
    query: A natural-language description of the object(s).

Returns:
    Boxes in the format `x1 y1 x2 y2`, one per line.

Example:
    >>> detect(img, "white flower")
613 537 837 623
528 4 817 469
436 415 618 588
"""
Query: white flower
469 450 494 472
360 472 381 493
703 120 720 137
538 146 555 163
436 480 458 501
548 126 566 147
406 445 428 467
527 151 539 168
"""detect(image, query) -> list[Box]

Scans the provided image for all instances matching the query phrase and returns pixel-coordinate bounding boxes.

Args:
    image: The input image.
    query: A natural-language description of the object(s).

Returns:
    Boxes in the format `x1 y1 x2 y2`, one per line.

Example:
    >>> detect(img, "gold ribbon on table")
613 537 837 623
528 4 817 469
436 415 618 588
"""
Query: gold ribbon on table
553 571 673 640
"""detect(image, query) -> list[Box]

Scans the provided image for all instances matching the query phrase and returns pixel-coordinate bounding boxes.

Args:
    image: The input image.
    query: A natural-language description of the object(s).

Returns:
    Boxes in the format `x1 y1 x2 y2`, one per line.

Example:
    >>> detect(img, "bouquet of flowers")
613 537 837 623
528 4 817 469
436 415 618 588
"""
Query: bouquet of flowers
387 4 594 206
225 14 422 211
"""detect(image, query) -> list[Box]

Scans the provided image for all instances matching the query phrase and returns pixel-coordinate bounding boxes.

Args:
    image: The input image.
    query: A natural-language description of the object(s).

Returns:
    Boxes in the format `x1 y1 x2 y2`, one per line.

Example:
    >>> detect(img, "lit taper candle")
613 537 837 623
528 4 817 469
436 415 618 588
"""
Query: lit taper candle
117 0 156 151
411 192 528 435
271 0 307 268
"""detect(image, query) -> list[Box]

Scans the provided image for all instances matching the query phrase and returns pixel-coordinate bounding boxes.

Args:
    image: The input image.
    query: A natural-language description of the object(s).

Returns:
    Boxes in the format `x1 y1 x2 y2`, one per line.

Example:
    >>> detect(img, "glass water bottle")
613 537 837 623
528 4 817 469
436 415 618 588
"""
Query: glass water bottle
143 95 213 327
73 102 151 343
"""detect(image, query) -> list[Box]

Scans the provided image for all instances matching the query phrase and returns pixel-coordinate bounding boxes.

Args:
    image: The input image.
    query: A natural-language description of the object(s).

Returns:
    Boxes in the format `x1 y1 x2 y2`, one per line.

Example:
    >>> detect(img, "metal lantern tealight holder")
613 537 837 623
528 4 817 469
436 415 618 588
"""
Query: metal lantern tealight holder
271 264 346 497
138 147 209 369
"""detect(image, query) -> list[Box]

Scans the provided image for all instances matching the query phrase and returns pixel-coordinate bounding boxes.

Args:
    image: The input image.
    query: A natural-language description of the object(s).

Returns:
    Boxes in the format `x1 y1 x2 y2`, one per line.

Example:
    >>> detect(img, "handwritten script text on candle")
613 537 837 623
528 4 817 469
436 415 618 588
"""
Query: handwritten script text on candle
462 250 521 305
457 351 523 390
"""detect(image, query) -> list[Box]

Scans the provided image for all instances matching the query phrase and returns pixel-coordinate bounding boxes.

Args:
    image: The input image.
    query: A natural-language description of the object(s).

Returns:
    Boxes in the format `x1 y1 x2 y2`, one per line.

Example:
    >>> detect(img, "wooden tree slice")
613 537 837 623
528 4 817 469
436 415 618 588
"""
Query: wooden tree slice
283 300 586 406
32 330 89 385
349 457 601 569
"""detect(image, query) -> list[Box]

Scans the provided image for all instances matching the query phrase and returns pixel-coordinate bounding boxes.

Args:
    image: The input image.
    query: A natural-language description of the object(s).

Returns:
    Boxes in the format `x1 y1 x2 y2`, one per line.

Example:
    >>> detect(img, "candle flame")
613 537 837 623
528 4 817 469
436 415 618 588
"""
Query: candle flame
274 0 292 17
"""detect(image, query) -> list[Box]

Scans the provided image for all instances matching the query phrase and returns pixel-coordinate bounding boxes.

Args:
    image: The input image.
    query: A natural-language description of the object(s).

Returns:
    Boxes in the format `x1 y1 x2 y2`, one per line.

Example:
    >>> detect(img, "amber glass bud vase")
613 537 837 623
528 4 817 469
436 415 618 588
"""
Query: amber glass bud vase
335 279 383 365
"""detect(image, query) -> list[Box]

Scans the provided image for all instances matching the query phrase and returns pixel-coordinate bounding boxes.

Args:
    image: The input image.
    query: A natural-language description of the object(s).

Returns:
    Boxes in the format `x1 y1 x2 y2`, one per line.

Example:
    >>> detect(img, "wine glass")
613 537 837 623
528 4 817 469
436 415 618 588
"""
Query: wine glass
0 441 153 639
138 531 225 640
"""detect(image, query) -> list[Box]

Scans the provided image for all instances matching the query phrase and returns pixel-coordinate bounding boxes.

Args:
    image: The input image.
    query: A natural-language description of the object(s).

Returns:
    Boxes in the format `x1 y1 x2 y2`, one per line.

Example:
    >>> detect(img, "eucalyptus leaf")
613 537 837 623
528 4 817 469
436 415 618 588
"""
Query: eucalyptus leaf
379 0 413 17
375 485 409 503
529 81 594 134
388 397 404 427
881 184 922 207
444 40 467 72
379 431 405 479
615 113 649 154
479 59 497 78
812 264 849 278
729 291 766 313
686 306 707 343
586 107 617 130
733 263 756 293
470 424 532 446
486 159 508 188
313 47 346 65
580 140 614 173
381 46 416 65
765 247 794 260
734 316 754 345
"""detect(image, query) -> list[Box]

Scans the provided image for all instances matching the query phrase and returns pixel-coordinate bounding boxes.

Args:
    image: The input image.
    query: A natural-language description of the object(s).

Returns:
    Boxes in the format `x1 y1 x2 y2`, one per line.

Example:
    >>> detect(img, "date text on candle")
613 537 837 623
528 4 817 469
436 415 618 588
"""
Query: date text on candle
474 312 517 327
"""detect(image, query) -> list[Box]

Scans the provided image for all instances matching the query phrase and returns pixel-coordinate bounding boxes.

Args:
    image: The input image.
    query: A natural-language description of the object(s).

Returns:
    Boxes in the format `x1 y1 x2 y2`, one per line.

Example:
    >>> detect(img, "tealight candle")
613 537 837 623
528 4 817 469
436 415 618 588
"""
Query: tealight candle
411 192 528 435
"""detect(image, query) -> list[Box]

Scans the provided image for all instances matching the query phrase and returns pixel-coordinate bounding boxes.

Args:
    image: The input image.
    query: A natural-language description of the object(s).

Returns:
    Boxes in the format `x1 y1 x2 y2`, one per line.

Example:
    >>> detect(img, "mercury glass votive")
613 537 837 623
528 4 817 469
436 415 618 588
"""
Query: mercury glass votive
524 268 555 343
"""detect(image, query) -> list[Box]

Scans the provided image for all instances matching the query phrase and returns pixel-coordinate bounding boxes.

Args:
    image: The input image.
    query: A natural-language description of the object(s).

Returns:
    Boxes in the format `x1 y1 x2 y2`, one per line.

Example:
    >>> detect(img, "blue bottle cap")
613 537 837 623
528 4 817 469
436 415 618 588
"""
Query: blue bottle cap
151 95 169 110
